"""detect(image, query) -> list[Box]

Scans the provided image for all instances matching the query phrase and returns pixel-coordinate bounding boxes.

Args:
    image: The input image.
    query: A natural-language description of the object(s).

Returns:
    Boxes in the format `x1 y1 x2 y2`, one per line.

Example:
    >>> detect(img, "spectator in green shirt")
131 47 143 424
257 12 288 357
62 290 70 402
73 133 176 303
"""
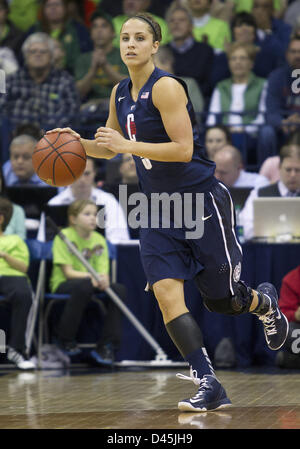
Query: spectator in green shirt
50 199 126 366
75 11 128 110
186 0 231 51
0 196 35 370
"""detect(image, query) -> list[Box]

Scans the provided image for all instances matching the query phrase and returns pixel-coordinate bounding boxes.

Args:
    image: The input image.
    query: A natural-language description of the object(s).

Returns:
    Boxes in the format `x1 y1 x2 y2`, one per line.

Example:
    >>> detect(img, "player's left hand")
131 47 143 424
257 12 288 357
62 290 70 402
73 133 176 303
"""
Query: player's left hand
95 127 127 153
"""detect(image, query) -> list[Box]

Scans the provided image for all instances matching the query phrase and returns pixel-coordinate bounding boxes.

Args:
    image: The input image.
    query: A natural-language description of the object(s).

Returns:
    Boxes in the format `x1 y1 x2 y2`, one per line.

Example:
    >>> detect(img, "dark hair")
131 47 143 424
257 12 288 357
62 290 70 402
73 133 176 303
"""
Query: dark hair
123 12 162 43
90 9 114 31
279 144 300 164
0 196 13 231
205 125 232 144
12 122 43 141
232 12 257 32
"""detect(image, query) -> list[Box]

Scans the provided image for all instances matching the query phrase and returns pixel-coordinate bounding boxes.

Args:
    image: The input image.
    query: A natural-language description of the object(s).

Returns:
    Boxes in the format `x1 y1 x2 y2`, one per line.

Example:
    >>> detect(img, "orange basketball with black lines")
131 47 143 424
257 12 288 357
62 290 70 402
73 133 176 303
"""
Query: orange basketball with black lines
32 132 87 187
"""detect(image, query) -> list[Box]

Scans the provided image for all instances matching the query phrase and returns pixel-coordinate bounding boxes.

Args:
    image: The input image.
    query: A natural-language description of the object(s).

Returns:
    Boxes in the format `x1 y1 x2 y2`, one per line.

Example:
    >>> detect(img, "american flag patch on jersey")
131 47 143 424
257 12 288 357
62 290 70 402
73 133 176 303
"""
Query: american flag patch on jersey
141 91 149 99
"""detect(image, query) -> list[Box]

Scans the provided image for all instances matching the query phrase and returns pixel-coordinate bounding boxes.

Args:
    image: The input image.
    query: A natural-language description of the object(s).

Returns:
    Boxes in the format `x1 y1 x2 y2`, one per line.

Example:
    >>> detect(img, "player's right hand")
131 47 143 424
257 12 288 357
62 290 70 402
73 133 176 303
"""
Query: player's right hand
46 127 81 140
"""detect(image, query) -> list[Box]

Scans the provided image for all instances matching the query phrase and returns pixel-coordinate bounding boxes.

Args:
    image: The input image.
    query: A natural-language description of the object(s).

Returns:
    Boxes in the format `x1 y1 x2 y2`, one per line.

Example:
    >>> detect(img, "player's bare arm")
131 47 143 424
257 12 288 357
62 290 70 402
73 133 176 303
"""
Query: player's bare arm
95 77 193 163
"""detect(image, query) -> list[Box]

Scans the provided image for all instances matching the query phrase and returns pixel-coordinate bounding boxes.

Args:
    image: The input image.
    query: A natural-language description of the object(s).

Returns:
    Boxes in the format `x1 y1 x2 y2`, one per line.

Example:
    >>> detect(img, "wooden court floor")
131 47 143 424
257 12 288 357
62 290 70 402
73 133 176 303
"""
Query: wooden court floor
0 366 300 429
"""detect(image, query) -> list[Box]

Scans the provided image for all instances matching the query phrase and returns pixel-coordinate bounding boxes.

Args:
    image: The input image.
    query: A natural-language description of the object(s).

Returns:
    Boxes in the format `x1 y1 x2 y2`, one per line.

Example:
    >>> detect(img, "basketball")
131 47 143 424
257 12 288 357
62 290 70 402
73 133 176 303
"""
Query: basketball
32 132 87 187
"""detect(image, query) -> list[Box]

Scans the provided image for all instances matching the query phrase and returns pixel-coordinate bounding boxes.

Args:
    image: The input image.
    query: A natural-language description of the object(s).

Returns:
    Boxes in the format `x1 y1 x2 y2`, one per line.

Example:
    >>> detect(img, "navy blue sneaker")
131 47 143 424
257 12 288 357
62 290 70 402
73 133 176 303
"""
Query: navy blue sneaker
176 369 232 412
89 344 114 367
256 283 289 351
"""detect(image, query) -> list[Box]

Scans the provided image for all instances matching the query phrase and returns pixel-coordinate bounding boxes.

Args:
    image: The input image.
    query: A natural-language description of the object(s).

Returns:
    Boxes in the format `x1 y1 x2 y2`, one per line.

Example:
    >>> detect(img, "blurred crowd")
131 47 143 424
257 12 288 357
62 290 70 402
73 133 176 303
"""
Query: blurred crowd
0 0 300 369
0 0 299 241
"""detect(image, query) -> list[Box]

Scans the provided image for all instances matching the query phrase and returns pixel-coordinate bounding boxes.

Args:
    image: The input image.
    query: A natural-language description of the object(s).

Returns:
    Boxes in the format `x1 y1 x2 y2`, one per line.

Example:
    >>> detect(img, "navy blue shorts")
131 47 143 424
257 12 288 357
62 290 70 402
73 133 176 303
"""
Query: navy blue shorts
139 181 243 300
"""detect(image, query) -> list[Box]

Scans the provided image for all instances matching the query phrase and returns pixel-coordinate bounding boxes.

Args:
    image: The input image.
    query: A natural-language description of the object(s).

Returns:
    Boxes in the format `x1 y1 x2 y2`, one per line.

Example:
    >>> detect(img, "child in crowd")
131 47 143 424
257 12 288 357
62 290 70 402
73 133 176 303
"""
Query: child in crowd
50 199 125 365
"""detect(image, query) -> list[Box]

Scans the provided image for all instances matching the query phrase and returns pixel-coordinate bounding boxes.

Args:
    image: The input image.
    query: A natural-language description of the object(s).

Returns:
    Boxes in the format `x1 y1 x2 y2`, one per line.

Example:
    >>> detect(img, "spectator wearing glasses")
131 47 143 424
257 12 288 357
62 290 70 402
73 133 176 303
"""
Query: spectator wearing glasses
0 32 80 130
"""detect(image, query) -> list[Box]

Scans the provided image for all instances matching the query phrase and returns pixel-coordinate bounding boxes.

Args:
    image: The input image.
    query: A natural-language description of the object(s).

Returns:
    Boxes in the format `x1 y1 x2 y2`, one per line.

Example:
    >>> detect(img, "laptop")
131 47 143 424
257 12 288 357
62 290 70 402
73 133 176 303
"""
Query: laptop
5 186 58 218
253 197 300 240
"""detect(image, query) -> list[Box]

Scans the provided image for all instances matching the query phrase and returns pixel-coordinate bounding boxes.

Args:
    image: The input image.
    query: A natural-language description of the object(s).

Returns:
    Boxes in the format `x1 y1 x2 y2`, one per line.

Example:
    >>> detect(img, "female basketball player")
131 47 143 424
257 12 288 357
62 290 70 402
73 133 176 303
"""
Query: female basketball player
47 13 288 412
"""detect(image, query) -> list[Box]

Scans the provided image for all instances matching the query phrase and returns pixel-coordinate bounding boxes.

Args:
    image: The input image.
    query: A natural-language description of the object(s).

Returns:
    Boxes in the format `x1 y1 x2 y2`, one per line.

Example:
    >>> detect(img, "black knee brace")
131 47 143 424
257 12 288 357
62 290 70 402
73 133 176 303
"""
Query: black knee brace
203 281 253 316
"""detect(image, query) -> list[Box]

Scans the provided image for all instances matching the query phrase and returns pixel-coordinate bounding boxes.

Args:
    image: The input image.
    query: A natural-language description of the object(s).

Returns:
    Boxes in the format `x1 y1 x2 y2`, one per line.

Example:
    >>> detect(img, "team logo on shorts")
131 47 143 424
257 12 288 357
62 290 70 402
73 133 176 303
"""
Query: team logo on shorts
233 262 241 283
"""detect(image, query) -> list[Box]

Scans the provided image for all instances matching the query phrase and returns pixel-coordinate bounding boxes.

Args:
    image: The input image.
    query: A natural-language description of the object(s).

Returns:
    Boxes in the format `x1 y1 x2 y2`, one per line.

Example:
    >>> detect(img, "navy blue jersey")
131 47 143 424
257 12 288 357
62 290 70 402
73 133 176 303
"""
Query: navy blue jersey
115 67 216 196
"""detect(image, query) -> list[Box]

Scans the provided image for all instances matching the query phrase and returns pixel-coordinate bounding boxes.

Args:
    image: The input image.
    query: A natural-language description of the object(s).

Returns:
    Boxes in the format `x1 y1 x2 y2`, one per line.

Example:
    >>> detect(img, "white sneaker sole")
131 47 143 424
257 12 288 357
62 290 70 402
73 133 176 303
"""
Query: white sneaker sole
178 401 232 412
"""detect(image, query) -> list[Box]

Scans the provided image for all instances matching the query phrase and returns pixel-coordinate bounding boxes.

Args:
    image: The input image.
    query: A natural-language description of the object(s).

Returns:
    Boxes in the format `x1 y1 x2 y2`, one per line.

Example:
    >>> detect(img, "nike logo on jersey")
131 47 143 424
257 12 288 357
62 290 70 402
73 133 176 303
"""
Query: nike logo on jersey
202 214 212 221
118 96 126 102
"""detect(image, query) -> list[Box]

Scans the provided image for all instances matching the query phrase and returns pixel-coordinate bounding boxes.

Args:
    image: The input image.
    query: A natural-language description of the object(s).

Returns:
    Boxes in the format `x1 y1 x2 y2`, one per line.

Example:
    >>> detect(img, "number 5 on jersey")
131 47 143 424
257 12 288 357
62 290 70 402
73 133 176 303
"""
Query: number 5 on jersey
126 113 152 170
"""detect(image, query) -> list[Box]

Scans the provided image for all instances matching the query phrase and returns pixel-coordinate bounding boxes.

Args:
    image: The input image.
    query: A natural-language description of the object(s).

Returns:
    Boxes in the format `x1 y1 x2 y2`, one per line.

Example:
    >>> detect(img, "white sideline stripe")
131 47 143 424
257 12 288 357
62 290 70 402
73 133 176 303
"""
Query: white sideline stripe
209 192 234 296
218 182 243 255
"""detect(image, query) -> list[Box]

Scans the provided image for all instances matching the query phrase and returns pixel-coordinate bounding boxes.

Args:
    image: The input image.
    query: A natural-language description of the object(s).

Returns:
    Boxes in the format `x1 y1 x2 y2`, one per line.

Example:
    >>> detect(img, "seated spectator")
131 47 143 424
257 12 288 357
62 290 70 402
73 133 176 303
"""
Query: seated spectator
284 0 300 29
0 32 80 130
0 197 35 369
0 0 25 60
49 199 125 366
154 46 204 115
48 157 130 244
213 144 269 188
207 42 267 133
212 12 286 86
186 0 231 51
205 125 232 159
240 144 300 240
75 11 128 110
3 135 47 187
165 4 214 102
277 264 300 368
252 0 292 52
0 163 26 239
265 36 300 150
27 0 92 74
112 0 171 46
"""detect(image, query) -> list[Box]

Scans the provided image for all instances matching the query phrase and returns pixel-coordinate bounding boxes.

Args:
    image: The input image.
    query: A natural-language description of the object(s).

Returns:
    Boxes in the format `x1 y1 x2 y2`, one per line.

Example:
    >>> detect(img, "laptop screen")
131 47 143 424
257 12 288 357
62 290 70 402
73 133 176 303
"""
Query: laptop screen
253 197 300 240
